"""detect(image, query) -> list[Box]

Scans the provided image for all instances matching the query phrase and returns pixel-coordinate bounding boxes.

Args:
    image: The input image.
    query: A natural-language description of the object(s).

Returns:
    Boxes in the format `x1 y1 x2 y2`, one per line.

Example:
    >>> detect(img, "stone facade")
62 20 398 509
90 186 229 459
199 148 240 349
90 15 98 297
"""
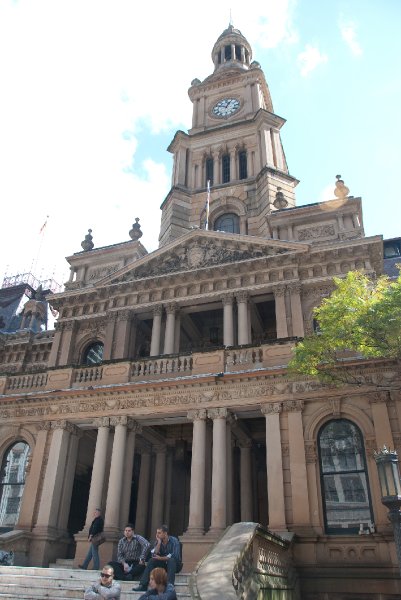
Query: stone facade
0 24 399 599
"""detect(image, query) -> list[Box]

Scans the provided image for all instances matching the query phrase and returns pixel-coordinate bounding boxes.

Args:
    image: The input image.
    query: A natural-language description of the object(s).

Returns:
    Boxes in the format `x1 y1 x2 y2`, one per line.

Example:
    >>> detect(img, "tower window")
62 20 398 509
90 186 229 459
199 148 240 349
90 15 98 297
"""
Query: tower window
83 341 104 365
238 150 248 180
205 158 214 186
224 45 232 61
222 154 230 183
235 45 241 61
214 213 240 234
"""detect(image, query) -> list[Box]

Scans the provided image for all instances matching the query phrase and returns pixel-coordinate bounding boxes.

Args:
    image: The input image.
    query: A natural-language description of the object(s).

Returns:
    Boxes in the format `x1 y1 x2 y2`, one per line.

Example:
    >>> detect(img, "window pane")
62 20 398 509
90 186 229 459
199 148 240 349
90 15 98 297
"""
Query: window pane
0 442 30 529
319 420 373 533
222 155 230 183
84 342 104 365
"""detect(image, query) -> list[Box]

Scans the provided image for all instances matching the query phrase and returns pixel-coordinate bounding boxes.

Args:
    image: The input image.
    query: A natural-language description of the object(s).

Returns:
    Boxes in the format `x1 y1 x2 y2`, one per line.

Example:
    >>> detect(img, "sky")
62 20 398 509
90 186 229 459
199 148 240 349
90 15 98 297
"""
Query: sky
1 0 400 288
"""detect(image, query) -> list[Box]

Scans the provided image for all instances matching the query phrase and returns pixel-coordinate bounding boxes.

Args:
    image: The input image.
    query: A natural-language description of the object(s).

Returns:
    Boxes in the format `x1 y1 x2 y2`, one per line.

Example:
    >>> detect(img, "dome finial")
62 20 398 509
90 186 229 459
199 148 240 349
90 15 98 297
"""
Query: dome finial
81 228 94 251
129 217 143 241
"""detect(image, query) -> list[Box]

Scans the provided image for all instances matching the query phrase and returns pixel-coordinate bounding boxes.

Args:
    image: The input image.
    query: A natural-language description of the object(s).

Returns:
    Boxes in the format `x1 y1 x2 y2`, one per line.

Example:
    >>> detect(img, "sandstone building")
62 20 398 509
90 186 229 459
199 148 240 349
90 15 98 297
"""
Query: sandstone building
0 25 400 599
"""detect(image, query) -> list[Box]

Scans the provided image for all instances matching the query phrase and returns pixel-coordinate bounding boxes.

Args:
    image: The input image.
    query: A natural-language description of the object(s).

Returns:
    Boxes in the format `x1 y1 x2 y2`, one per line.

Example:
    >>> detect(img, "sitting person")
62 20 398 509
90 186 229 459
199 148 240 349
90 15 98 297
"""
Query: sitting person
133 525 182 592
84 564 121 599
109 523 150 581
138 567 177 600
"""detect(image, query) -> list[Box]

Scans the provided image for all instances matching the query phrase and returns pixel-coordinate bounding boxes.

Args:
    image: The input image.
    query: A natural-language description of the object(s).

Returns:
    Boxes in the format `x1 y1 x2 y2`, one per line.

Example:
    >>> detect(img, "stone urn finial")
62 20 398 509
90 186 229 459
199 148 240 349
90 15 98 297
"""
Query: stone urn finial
129 218 143 241
81 228 94 251
334 174 350 199
273 187 288 209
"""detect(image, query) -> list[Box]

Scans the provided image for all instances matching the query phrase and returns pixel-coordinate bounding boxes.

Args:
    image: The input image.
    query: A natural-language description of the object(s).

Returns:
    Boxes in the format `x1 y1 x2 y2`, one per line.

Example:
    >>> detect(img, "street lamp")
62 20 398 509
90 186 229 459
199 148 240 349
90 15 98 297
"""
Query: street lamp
374 446 401 576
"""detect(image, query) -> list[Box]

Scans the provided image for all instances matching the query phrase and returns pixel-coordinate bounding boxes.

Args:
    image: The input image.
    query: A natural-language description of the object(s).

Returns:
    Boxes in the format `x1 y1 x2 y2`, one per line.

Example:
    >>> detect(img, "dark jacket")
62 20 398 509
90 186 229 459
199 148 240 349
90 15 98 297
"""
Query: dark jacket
138 584 177 600
89 515 104 538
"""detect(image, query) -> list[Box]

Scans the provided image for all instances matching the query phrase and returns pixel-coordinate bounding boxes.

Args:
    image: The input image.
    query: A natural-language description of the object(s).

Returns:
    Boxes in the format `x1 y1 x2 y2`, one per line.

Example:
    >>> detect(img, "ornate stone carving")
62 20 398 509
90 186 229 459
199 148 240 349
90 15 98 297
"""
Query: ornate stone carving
330 397 341 417
87 264 119 281
273 285 286 298
305 441 317 463
165 302 177 315
37 422 51 431
153 304 163 316
110 415 129 427
287 282 301 294
208 407 228 419
282 400 304 412
298 224 336 241
369 391 390 404
51 420 79 435
117 309 132 322
187 409 207 421
128 419 142 433
93 417 110 428
221 293 234 305
236 291 249 303
261 402 282 415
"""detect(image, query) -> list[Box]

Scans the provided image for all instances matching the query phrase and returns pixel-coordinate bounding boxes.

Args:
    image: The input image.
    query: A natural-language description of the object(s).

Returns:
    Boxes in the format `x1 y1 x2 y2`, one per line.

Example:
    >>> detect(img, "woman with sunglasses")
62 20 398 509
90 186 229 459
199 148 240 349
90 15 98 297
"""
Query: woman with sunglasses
138 567 177 600
84 565 121 599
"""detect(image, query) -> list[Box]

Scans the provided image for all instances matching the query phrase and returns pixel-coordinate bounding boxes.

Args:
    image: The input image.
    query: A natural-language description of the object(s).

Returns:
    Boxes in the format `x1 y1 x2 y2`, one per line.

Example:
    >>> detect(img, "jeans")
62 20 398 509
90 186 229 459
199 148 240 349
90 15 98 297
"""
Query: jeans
139 557 182 586
81 542 100 570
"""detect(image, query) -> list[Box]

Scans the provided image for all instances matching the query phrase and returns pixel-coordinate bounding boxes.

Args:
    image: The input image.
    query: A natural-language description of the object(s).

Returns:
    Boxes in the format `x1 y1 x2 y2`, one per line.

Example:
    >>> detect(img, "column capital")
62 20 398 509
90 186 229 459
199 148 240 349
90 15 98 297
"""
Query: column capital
93 417 110 428
153 304 163 316
273 285 286 298
369 391 390 404
117 309 132 322
106 311 118 323
282 400 304 412
261 402 282 416
127 419 142 433
221 293 234 306
165 302 178 315
305 440 317 464
236 291 249 303
51 420 80 435
208 407 228 420
187 409 207 421
287 282 302 294
110 415 130 427
36 422 51 432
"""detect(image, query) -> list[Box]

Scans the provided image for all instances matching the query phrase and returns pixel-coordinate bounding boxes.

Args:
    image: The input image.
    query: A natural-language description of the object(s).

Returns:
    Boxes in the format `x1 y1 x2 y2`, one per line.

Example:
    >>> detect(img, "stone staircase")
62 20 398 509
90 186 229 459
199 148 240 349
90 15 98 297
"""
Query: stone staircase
0 561 191 600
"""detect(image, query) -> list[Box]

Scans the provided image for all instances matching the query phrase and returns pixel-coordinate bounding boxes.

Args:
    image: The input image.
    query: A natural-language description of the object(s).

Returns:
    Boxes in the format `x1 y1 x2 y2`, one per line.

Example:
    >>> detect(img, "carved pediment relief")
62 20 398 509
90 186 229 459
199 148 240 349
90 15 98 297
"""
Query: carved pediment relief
115 242 289 283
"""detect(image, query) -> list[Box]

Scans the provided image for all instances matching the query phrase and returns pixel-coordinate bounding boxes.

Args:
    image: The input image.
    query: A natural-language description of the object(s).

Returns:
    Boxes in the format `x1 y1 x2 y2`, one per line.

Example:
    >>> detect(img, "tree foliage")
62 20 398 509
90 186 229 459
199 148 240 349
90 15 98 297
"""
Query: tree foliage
290 270 401 383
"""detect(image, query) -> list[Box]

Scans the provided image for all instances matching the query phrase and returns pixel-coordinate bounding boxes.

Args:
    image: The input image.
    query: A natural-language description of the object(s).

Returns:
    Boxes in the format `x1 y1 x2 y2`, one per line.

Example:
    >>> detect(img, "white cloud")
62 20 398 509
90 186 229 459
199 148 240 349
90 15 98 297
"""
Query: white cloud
297 44 328 77
339 18 362 57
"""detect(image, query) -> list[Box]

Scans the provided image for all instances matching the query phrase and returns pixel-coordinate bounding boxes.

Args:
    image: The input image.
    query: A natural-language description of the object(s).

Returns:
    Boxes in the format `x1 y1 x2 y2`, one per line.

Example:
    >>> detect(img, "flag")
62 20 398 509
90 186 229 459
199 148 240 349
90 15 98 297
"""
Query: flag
39 216 49 234
205 180 211 230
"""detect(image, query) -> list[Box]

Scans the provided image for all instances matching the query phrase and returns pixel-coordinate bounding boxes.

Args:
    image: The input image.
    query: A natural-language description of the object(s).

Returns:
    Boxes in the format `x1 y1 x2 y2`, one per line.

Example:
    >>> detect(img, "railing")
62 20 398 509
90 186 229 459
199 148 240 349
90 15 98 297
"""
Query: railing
6 373 48 391
192 522 300 600
225 347 264 369
74 366 103 384
131 355 193 378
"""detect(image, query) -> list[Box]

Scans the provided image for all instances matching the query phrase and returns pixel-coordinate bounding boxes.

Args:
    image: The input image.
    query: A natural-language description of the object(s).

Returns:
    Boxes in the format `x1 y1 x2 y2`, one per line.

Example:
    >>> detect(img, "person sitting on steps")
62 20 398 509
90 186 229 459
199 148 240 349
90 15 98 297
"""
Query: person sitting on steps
138 567 177 600
133 524 182 592
108 523 150 581
84 564 121 600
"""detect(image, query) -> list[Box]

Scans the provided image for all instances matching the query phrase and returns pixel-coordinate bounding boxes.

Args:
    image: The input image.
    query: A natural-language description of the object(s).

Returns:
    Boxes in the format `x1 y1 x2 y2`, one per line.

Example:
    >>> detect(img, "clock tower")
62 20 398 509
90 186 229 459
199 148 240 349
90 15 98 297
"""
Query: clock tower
159 24 299 247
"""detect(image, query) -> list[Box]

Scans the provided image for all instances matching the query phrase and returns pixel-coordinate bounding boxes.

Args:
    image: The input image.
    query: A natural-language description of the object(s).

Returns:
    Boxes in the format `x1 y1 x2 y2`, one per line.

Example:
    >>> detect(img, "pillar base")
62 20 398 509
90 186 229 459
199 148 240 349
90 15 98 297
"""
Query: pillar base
74 531 118 569
29 527 70 567
181 532 215 573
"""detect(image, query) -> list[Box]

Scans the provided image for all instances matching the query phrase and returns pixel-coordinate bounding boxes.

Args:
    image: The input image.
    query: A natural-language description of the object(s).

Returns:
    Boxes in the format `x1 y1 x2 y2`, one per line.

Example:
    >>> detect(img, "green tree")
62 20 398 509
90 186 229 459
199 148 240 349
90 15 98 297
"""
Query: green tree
290 270 401 384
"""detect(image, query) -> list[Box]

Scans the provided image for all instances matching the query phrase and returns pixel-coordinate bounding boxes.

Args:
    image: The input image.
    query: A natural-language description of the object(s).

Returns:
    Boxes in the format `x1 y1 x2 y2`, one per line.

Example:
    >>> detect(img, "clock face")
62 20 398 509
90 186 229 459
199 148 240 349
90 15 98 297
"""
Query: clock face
212 98 240 118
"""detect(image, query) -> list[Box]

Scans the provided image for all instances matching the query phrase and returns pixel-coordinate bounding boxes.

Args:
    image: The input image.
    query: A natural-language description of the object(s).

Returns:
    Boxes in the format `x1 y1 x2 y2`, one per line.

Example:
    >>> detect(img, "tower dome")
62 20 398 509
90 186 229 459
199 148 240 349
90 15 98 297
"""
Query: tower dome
211 24 252 73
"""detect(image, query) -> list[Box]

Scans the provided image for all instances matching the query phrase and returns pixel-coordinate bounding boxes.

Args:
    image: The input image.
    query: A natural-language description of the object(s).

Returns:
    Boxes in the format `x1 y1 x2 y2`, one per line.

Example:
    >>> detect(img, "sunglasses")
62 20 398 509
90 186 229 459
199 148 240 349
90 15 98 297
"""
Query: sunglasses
100 573 111 578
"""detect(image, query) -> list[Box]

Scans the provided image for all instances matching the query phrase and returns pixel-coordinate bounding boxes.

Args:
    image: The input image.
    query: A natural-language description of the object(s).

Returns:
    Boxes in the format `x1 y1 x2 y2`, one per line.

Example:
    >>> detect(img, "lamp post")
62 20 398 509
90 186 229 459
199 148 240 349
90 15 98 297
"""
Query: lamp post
374 446 401 576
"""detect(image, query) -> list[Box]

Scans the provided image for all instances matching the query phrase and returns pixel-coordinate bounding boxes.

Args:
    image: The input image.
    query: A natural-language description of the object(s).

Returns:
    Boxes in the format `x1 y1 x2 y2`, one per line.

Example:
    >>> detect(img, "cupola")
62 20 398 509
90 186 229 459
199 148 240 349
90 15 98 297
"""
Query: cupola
211 24 252 73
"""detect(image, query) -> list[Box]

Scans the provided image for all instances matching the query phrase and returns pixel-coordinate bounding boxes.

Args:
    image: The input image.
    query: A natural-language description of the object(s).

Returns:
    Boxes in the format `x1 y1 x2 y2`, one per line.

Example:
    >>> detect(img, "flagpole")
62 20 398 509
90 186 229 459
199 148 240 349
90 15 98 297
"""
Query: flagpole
30 216 49 276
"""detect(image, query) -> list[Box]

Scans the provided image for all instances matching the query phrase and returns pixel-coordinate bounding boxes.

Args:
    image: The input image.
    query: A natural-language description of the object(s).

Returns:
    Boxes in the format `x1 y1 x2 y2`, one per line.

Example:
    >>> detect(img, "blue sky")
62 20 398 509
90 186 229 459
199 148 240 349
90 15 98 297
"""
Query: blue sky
1 0 400 286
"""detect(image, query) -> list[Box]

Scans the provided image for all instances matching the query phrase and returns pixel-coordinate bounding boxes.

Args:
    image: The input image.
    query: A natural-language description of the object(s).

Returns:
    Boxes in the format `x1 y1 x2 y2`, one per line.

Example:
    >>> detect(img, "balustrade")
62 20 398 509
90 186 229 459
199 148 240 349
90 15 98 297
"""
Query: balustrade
7 372 48 390
130 354 193 378
74 366 103 384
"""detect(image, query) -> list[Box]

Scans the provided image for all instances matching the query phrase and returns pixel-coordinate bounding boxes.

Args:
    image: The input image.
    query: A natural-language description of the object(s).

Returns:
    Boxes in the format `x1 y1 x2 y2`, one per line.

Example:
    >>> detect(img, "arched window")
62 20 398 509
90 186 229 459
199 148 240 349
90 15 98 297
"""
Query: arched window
318 419 373 534
214 213 240 234
238 150 247 180
222 154 230 183
82 341 104 365
0 442 30 530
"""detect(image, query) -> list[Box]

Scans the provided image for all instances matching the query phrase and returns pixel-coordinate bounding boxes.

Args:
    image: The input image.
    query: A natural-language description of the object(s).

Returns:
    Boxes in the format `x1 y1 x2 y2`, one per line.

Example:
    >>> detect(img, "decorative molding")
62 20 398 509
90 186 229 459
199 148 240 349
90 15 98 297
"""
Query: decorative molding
282 400 304 412
93 417 110 428
273 285 286 298
298 224 335 241
51 420 79 435
208 407 228 419
305 441 317 463
110 415 129 427
369 391 390 404
187 409 207 421
261 402 282 415
330 397 341 417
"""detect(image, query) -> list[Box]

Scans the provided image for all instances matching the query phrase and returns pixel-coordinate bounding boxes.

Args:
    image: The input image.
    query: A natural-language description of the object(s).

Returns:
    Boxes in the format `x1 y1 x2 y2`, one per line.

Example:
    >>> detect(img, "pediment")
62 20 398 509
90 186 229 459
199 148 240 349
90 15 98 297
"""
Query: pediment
100 230 309 286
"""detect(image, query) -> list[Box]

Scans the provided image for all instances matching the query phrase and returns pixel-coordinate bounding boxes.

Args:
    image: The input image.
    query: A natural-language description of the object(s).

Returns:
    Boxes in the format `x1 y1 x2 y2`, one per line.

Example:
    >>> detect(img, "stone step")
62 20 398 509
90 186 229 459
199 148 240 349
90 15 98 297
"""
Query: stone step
0 567 191 600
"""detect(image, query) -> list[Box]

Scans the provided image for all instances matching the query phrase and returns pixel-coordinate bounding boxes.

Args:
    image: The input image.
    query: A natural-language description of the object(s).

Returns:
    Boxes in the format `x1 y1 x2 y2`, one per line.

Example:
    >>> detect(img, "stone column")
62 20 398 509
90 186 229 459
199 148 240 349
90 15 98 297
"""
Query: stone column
226 416 234 525
59 321 77 365
48 322 63 367
163 450 174 525
57 423 81 532
17 423 51 530
222 294 234 347
163 303 176 355
305 441 320 530
105 416 131 533
370 392 394 448
208 408 227 534
236 292 250 345
261 403 287 531
113 310 132 360
240 441 253 522
150 445 167 534
284 400 310 529
120 422 142 529
135 450 152 536
174 310 181 354
213 155 219 185
186 410 207 534
103 312 117 360
35 421 75 531
230 149 236 181
274 286 288 338
288 282 304 338
150 305 163 357
84 418 110 527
